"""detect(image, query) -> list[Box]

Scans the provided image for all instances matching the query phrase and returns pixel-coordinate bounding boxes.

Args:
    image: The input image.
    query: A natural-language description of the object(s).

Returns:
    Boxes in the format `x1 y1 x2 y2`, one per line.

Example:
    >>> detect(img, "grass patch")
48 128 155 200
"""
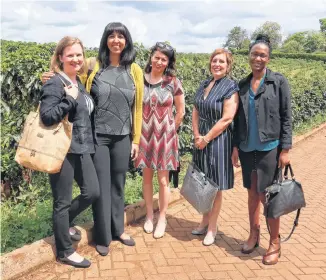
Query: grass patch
293 113 326 136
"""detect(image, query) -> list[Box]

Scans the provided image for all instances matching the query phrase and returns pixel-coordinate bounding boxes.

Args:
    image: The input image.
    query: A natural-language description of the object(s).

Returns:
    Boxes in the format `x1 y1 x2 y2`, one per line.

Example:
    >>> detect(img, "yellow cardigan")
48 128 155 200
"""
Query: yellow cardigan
80 59 144 145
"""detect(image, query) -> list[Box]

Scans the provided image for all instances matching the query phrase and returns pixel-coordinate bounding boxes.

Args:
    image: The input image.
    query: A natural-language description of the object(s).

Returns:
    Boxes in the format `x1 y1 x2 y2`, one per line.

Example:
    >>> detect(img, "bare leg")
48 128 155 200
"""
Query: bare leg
142 168 155 220
202 191 222 245
242 171 261 253
207 191 222 233
262 208 281 265
153 170 170 238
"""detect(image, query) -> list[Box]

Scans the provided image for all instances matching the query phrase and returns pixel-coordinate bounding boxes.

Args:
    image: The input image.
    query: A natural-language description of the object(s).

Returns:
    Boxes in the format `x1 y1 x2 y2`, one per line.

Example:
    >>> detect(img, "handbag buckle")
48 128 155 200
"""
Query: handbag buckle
265 192 270 205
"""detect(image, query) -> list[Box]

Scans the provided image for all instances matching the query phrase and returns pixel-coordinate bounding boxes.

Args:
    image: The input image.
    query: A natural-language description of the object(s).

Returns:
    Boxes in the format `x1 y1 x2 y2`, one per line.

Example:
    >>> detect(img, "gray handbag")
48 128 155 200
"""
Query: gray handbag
181 161 219 214
264 164 306 242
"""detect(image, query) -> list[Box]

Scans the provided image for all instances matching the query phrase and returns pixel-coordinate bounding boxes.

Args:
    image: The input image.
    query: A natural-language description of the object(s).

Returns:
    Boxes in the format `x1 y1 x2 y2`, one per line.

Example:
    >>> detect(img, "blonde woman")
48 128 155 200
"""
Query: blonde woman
40 36 99 268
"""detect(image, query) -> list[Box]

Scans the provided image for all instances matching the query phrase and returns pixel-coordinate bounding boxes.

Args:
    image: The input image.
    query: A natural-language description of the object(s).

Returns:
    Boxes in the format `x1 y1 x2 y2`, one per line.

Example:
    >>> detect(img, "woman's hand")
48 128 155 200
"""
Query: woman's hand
41 71 55 85
194 135 208 150
64 85 79 100
278 149 290 168
231 147 240 168
131 143 139 161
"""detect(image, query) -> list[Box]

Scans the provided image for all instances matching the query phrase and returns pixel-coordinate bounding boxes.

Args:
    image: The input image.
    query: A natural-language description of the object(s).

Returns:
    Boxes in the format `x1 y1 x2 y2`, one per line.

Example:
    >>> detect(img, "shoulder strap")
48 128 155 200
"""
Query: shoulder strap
266 209 301 243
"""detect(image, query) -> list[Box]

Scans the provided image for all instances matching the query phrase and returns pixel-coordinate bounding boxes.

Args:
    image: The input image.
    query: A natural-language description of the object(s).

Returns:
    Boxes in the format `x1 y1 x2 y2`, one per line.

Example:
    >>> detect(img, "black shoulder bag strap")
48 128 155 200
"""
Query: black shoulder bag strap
266 165 302 243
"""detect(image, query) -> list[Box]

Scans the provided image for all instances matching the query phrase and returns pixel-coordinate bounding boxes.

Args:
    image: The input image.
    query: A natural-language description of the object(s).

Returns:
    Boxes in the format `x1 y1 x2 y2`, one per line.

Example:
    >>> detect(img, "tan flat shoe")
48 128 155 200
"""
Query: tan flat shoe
143 218 154 234
153 219 167 239
203 232 216 246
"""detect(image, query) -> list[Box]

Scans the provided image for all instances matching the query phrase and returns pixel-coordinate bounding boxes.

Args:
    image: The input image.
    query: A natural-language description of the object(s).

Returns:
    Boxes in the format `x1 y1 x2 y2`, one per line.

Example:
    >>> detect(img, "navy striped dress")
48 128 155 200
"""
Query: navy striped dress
193 77 239 190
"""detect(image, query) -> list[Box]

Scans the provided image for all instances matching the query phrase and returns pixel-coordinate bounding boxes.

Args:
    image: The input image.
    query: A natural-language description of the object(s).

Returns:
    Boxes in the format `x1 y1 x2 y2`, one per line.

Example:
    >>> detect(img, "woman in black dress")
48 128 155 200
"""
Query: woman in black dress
232 34 292 265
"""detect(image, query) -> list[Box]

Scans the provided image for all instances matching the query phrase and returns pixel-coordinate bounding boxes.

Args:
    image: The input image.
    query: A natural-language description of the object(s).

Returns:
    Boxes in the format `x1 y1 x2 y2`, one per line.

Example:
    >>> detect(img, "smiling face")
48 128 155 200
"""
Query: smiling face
150 50 169 75
107 31 126 56
210 53 228 79
59 43 84 75
249 43 270 72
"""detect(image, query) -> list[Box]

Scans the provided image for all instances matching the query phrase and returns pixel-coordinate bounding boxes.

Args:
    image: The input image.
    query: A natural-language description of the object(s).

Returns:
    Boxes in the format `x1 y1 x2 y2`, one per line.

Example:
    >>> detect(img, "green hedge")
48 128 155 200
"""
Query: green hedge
234 49 326 62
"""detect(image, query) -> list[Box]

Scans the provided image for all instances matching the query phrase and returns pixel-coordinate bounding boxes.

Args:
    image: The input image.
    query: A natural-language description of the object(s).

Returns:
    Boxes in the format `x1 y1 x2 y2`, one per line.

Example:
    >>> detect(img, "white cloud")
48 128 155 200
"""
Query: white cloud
1 0 325 53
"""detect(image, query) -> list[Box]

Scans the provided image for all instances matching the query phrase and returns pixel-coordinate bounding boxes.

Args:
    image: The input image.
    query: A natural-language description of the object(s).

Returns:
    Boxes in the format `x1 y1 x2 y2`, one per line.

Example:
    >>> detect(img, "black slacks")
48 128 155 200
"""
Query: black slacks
92 134 131 246
49 153 100 258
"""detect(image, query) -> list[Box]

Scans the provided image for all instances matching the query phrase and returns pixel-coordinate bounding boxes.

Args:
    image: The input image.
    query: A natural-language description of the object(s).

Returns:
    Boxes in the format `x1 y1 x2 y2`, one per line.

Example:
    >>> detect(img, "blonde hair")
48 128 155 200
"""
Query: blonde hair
209 48 234 75
50 36 87 75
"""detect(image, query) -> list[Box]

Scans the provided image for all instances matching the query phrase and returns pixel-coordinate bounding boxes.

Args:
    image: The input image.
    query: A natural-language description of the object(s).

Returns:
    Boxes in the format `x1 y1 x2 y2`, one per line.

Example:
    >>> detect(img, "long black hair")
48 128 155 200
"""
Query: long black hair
98 22 136 68
144 43 176 77
249 34 272 56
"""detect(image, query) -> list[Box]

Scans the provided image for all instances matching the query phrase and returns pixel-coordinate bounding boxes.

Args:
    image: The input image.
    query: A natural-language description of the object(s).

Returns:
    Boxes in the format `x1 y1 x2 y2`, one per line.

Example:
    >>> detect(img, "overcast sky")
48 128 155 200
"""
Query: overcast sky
1 0 325 53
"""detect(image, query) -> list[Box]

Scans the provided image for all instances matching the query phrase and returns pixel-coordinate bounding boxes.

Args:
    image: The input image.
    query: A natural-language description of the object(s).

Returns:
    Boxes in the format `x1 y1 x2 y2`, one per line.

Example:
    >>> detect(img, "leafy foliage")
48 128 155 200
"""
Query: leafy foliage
251 21 282 49
224 26 249 50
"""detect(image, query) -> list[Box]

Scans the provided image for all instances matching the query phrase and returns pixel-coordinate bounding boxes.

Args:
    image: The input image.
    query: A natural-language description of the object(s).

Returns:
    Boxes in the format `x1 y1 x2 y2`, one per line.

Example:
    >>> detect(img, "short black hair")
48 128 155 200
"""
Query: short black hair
98 22 136 68
144 44 176 76
249 34 272 56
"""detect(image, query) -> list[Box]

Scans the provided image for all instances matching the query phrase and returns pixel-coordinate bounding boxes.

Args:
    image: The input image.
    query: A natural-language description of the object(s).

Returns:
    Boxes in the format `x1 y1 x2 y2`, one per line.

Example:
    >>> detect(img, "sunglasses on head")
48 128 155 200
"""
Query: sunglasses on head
155 42 174 53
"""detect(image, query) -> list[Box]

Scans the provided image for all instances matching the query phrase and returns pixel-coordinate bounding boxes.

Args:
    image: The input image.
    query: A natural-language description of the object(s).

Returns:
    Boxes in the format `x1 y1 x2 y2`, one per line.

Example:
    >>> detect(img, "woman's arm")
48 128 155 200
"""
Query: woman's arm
174 94 185 131
130 63 144 160
40 78 76 126
192 107 200 138
197 93 239 150
278 75 292 167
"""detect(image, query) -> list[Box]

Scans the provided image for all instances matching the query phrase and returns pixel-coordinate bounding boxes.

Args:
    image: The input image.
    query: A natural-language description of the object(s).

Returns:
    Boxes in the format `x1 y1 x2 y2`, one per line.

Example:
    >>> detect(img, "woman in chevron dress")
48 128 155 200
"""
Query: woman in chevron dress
135 42 185 238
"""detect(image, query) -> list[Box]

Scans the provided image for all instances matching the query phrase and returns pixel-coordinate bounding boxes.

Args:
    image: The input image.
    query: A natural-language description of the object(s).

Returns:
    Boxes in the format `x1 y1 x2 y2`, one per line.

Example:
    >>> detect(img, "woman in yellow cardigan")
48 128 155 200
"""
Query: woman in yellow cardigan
42 23 143 257
86 22 143 256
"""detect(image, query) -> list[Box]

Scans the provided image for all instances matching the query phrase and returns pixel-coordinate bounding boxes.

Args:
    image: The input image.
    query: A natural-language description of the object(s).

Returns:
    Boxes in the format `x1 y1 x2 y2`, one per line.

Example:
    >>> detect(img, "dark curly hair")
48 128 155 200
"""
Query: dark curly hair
144 43 176 77
249 34 272 56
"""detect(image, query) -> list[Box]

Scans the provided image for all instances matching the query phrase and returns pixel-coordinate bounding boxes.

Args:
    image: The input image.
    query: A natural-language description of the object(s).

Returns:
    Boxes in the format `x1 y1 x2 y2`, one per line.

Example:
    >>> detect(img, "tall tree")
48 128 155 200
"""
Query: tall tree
320 18 326 33
304 31 326 52
224 26 249 50
251 21 282 49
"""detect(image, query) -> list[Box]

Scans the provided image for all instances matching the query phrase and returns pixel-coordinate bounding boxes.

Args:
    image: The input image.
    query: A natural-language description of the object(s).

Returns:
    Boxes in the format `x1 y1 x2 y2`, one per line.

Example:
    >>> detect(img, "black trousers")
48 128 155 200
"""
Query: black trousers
49 153 100 258
92 134 131 246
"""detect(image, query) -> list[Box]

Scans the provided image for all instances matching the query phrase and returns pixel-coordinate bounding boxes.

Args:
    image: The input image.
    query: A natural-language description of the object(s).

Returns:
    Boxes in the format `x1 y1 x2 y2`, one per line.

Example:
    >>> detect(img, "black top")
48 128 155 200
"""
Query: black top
233 68 292 150
90 65 135 136
40 74 95 154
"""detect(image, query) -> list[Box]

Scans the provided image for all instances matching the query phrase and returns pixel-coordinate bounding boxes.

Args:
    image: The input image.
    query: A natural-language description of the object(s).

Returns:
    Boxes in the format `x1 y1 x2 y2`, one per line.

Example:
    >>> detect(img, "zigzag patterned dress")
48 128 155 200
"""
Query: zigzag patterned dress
135 76 184 170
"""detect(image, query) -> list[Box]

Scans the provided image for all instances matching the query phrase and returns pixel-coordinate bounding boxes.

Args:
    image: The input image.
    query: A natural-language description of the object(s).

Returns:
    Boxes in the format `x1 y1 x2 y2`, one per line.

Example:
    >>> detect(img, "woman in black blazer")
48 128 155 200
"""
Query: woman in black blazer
232 34 292 265
40 36 99 268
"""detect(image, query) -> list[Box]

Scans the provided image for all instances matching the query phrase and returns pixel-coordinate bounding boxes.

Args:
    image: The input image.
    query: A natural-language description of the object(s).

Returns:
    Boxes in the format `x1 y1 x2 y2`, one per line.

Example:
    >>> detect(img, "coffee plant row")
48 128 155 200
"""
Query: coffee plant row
1 40 326 194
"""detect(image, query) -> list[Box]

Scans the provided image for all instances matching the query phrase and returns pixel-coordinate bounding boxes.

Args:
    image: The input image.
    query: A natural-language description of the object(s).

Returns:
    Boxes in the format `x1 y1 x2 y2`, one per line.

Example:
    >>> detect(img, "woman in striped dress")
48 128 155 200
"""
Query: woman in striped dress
191 48 239 246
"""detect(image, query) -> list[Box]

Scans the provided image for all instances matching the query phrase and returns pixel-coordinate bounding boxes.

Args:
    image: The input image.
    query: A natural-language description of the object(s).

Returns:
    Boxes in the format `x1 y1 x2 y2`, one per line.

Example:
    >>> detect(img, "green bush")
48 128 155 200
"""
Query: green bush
234 49 326 62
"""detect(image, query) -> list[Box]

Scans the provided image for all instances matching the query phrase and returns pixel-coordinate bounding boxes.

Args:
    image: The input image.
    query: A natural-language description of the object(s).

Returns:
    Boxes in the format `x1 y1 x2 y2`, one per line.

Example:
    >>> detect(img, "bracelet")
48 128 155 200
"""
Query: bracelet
203 136 210 144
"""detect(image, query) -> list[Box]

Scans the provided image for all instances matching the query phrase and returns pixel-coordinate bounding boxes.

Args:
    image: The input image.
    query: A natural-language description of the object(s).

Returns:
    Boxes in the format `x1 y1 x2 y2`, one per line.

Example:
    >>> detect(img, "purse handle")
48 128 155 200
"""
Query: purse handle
266 163 300 243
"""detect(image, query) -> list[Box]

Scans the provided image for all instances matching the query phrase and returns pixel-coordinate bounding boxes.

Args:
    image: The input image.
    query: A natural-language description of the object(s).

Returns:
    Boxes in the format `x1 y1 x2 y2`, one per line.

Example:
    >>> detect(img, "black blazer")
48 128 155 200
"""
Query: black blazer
233 68 292 150
40 74 95 154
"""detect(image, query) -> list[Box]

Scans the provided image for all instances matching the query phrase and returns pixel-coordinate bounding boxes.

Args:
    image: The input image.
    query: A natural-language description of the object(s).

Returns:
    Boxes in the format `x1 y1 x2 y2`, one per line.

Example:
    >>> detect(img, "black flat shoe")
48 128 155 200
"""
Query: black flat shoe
69 227 81 241
58 256 91 268
96 245 109 256
116 236 135 247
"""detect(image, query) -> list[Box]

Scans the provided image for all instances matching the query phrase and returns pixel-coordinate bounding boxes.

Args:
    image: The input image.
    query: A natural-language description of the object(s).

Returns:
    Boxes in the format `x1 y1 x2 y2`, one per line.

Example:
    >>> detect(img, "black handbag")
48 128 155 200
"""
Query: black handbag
264 164 306 242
